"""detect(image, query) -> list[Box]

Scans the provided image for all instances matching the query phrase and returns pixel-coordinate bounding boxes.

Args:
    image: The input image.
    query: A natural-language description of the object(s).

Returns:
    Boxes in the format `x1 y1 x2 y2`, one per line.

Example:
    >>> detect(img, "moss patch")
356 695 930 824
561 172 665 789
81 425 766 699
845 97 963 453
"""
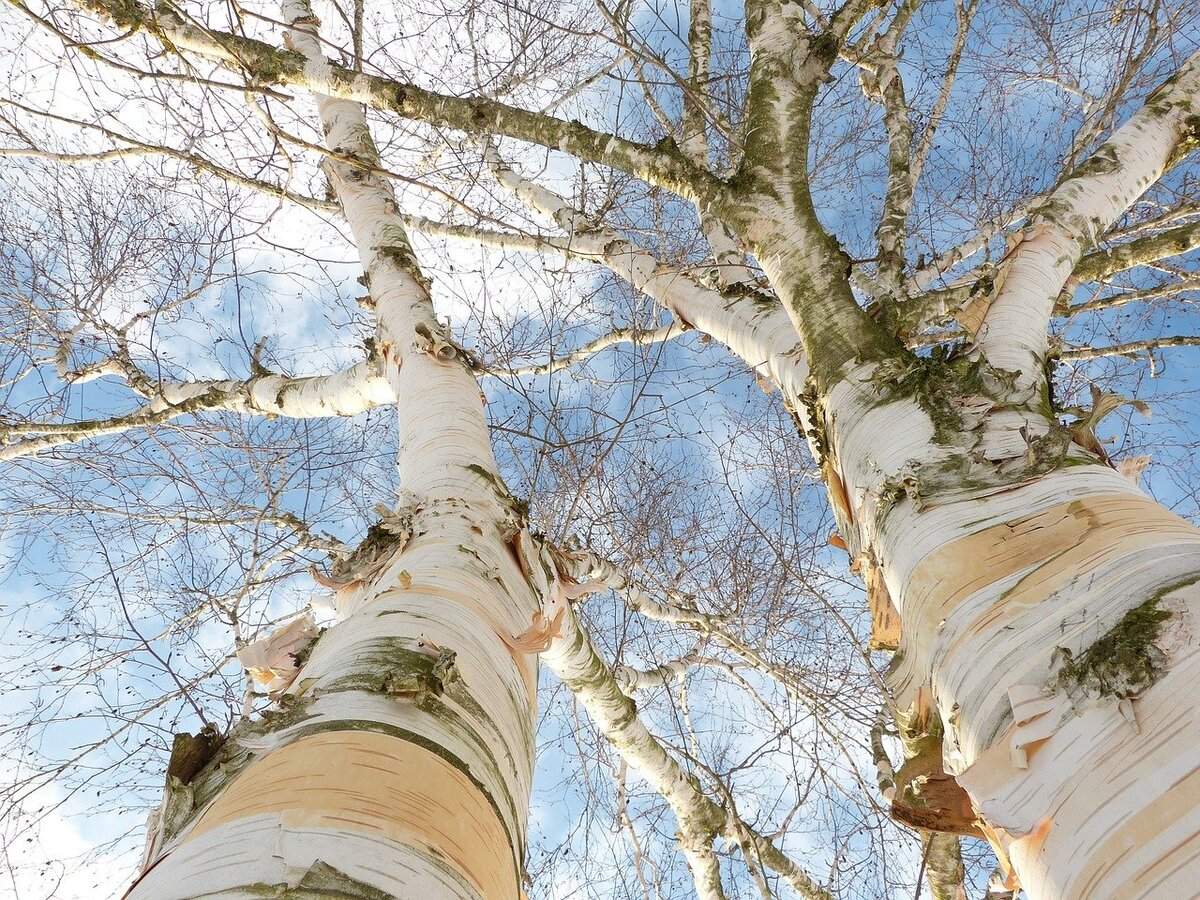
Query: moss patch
239 860 399 898
1053 598 1173 699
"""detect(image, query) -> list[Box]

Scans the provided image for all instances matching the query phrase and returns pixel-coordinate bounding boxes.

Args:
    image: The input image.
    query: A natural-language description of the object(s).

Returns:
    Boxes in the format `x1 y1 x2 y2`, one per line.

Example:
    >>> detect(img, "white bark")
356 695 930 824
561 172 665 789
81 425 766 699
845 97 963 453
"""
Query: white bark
125 7 541 896
876 464 1200 898
150 361 393 418
0 362 393 462
978 50 1200 384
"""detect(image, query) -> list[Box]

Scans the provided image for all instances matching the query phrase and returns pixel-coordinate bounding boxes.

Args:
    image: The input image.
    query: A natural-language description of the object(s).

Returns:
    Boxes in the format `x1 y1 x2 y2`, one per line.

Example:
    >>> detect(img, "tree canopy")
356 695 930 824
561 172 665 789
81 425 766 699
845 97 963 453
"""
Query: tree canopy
1 0 1199 897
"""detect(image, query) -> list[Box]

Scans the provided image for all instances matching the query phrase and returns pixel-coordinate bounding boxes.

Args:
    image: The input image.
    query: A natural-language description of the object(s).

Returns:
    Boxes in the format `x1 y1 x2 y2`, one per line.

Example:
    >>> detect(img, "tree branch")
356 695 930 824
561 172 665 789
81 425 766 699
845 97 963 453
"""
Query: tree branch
485 322 690 378
1059 335 1200 361
858 0 919 299
1067 276 1200 316
0 361 393 462
0 97 338 214
544 547 833 900
1073 217 1200 283
976 48 1200 382
476 142 811 395
909 0 977 188
70 0 726 203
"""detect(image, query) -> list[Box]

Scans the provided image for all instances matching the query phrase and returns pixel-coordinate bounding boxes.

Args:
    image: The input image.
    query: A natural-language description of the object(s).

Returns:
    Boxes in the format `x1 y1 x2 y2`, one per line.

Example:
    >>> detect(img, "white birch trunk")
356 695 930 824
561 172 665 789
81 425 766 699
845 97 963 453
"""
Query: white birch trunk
884 463 1200 899
818 367 1200 898
740 175 1200 896
124 9 541 897
720 43 1200 893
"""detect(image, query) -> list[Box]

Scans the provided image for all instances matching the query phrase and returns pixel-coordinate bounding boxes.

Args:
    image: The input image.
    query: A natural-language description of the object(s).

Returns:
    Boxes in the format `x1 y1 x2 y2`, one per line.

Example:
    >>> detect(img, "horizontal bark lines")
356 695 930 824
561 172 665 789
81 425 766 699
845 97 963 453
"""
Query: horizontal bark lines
180 732 517 896
123 7 542 897
127 501 541 898
890 483 1198 756
878 465 1200 898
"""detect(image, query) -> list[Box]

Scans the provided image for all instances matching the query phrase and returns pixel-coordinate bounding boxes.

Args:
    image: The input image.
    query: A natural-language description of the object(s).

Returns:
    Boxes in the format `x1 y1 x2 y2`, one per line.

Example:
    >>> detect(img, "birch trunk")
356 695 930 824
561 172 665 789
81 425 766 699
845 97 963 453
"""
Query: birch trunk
624 223 1200 895
802 347 1200 898
694 192 1200 899
123 8 540 897
879 463 1200 899
749 314 1200 896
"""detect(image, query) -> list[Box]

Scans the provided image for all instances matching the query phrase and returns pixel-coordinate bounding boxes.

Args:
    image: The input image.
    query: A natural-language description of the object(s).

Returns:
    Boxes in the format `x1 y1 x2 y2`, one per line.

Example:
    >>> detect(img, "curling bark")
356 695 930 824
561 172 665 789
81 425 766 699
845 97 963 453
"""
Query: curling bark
47 0 1200 895
701 25 1200 899
777 51 1200 900
123 7 543 897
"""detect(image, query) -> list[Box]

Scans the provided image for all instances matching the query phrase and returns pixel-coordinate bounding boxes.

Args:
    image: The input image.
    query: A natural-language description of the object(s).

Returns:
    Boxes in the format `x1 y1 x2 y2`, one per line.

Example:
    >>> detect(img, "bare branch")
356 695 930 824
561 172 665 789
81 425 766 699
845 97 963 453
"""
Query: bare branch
69 0 726 203
1059 335 1200 361
544 547 833 900
1074 217 1200 283
486 322 689 378
0 361 391 461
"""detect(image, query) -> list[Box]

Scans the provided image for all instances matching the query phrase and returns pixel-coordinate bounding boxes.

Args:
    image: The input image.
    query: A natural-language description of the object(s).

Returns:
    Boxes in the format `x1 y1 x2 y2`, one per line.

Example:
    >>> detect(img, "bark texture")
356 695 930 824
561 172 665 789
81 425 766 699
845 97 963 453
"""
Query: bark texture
124 7 541 897
46 1 1200 896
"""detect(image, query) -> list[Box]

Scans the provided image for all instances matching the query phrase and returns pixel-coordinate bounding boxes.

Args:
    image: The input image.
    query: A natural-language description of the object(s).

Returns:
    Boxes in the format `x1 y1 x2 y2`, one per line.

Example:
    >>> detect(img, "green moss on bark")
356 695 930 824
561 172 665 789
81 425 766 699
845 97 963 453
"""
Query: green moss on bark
239 860 408 898
1053 598 1174 699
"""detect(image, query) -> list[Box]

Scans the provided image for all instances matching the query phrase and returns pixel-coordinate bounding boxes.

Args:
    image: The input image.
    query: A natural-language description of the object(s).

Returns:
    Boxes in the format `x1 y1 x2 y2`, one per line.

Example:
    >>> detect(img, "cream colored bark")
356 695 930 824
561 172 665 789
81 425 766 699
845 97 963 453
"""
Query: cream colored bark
877 464 1200 899
800 325 1200 900
124 7 541 897
977 49 1200 383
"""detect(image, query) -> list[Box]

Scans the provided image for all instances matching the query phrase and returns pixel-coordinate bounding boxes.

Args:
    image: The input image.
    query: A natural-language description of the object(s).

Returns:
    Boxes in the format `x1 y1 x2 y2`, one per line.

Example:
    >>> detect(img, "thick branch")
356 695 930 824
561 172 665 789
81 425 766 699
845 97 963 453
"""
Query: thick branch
544 590 728 897
922 833 969 900
71 0 724 203
479 145 811 395
148 360 393 417
976 49 1200 381
613 650 709 693
562 548 727 628
282 1 505 503
0 361 391 462
1073 217 1200 282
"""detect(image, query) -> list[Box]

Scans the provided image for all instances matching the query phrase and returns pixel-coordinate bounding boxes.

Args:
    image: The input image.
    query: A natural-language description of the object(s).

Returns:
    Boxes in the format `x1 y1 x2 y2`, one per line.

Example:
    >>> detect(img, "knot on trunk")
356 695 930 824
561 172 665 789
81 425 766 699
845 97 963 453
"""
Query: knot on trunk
891 733 983 838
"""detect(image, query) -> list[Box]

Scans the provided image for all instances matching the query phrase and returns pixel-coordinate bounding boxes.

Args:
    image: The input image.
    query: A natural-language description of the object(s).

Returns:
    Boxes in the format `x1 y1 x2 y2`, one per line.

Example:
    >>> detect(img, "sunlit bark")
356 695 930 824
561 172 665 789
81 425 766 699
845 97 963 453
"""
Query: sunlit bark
21 1 1200 896
124 7 541 896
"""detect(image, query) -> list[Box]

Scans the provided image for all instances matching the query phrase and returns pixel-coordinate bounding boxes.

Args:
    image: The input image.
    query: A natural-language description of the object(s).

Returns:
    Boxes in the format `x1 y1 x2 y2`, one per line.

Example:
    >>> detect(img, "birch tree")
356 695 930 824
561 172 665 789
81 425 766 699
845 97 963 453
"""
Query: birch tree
3 0 1200 898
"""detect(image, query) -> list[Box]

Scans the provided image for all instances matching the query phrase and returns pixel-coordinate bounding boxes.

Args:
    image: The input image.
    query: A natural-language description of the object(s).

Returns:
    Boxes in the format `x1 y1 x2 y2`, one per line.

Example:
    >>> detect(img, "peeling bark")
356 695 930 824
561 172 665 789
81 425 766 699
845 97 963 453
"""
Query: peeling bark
124 6 542 896
50 2 1200 896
